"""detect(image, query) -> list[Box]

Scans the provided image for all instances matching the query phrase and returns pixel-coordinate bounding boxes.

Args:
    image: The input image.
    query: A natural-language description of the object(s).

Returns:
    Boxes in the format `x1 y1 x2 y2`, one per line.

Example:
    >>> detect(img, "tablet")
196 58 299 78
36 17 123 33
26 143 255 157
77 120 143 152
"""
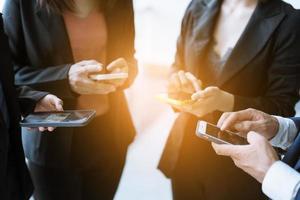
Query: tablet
20 110 96 128
89 73 128 81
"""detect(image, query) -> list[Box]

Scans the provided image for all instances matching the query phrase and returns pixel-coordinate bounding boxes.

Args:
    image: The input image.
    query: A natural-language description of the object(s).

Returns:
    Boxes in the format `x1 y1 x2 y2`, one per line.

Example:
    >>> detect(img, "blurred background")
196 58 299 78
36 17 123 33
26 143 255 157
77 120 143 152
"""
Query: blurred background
0 0 299 199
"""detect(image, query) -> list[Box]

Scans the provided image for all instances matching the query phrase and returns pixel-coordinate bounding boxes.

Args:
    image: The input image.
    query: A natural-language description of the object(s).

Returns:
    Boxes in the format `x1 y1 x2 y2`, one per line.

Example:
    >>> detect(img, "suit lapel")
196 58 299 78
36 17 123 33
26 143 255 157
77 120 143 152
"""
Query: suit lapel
192 0 221 54
35 5 74 64
283 133 300 169
217 1 285 86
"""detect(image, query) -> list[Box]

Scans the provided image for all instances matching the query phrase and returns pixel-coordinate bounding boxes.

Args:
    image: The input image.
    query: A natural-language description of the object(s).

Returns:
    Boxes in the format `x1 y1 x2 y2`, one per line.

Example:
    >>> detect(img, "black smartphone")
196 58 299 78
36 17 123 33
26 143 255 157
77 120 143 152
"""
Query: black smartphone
196 120 248 145
20 110 96 128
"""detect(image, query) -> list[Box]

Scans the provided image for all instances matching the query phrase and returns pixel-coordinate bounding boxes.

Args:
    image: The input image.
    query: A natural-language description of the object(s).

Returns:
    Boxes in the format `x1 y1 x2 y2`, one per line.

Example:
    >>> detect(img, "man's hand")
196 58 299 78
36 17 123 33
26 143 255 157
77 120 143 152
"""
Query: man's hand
212 132 279 183
33 94 63 132
217 108 279 139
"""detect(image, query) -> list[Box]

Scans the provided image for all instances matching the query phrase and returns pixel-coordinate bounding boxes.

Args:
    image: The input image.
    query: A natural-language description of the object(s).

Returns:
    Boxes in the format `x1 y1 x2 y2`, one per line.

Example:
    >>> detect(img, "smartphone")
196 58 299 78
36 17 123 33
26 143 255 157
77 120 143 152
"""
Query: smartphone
196 121 248 145
156 93 195 107
89 73 128 81
20 110 96 128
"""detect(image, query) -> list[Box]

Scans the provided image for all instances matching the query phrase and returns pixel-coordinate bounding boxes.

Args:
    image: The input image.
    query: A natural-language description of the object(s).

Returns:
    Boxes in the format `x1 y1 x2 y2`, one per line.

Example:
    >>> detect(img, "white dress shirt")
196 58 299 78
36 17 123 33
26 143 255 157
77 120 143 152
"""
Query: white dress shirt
270 116 298 150
262 117 300 200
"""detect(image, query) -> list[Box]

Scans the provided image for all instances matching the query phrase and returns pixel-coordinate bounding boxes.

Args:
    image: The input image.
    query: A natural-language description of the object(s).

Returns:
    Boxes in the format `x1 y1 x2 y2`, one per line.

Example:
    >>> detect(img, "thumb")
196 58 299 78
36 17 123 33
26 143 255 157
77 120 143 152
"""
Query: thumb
247 131 264 145
50 96 64 111
84 64 103 74
106 58 128 72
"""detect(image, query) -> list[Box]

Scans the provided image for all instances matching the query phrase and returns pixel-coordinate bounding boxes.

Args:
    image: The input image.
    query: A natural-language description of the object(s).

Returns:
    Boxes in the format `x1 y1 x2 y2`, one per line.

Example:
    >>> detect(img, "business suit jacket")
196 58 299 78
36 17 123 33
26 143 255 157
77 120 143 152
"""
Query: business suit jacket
282 117 300 200
0 14 48 199
159 0 300 199
3 0 137 168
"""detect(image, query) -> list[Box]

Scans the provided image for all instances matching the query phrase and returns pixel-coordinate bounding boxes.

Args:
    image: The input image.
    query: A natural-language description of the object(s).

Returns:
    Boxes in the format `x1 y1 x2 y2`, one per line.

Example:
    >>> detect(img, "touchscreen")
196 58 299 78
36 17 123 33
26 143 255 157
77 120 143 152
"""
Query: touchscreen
206 124 248 145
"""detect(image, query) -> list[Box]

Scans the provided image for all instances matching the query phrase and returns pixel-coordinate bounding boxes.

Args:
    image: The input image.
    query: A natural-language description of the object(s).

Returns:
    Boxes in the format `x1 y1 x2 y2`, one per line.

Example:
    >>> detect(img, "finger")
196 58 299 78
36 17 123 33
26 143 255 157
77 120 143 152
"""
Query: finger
211 143 238 157
47 127 55 132
185 72 201 92
110 68 122 73
168 73 181 93
217 112 232 128
234 121 258 133
38 127 46 132
77 60 101 66
106 58 128 72
247 131 265 145
192 87 218 100
178 71 190 89
84 64 103 74
220 110 256 131
55 100 64 111
49 96 64 111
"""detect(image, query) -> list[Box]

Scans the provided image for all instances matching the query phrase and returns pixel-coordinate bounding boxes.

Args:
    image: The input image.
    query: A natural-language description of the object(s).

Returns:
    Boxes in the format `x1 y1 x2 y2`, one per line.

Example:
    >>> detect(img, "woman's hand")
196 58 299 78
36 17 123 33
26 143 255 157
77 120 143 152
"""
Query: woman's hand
106 58 129 88
69 60 116 95
174 87 234 117
167 70 202 99
32 94 63 132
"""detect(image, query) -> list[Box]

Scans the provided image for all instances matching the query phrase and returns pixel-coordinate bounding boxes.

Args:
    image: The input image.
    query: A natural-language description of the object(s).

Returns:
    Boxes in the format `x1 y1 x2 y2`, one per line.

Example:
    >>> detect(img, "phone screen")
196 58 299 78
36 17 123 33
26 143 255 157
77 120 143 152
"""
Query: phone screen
197 121 248 145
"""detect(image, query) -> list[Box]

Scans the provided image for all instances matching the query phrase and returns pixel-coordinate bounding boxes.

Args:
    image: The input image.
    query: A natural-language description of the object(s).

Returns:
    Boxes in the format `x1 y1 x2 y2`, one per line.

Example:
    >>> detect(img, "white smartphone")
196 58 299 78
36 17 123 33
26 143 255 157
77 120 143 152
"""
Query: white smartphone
196 121 248 145
89 73 128 81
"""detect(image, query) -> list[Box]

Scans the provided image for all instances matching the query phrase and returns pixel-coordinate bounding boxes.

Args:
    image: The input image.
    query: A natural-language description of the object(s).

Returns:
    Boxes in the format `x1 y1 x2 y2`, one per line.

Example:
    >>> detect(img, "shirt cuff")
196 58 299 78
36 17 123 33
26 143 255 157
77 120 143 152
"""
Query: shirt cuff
262 161 300 200
270 116 298 150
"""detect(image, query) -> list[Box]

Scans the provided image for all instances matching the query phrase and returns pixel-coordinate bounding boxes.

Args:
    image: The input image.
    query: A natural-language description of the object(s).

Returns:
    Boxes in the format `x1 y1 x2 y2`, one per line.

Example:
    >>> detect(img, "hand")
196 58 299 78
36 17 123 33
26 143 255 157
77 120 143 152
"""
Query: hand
167 71 202 99
217 108 279 139
106 58 129 87
212 131 279 183
174 87 234 117
69 60 116 95
33 94 63 132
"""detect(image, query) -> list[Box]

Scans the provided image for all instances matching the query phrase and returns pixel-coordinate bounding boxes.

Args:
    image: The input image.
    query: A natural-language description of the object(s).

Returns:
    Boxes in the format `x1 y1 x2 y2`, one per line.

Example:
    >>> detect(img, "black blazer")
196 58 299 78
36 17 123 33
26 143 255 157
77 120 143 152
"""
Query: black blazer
3 0 137 168
0 14 47 199
159 0 300 199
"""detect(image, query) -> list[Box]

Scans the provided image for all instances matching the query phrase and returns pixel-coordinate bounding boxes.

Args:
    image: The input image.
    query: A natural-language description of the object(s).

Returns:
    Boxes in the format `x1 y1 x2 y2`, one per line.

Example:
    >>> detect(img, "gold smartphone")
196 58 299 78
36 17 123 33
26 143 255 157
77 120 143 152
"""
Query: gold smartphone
156 93 195 107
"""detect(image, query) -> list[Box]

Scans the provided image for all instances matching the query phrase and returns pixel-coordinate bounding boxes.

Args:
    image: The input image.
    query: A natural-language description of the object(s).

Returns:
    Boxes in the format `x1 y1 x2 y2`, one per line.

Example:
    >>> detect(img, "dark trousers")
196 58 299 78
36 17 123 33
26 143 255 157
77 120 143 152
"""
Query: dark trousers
28 161 124 200
5 160 22 200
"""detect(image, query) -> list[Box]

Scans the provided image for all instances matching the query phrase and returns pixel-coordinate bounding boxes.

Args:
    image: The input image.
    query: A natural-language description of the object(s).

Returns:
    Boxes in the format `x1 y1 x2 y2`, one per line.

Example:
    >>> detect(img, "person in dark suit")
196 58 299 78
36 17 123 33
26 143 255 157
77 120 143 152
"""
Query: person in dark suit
0 13 63 200
3 0 137 199
213 109 300 200
159 0 300 199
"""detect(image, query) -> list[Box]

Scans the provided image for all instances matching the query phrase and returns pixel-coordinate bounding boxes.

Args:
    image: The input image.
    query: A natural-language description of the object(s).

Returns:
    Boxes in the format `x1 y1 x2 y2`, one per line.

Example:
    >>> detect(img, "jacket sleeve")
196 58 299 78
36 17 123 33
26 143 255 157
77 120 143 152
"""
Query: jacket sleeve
233 13 300 117
3 0 75 100
16 86 49 115
296 189 300 200
291 117 300 132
